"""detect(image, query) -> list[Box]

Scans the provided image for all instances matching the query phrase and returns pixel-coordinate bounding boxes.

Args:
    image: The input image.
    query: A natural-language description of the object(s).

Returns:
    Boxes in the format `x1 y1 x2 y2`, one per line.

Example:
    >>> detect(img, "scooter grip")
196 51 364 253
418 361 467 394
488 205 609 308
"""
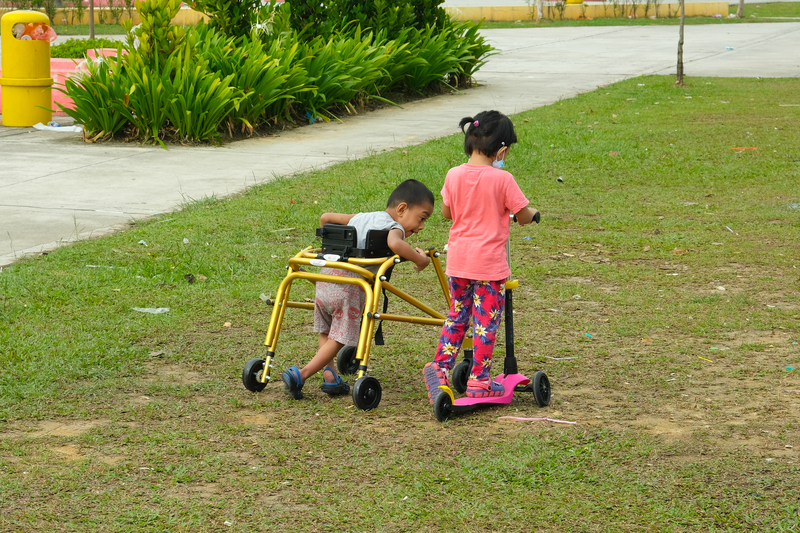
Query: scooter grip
533 211 541 224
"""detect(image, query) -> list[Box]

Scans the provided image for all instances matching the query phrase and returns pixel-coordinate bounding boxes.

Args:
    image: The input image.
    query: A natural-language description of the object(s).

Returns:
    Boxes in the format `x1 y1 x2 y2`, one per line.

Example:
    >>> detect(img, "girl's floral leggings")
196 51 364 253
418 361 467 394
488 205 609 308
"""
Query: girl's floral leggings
434 277 505 383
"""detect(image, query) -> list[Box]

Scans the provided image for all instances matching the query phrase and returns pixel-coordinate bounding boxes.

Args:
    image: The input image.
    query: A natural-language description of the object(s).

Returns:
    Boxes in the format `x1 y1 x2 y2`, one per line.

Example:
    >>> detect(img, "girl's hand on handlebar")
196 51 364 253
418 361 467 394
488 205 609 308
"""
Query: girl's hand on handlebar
513 207 540 226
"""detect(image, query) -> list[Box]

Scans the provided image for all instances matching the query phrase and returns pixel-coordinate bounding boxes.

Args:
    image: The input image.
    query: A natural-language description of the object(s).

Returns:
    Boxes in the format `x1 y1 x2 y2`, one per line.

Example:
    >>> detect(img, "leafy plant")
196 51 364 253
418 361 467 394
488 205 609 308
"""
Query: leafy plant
187 0 271 39
287 0 335 38
448 21 495 85
123 0 186 62
115 52 176 146
163 47 239 142
411 0 447 29
401 25 461 93
372 28 428 93
330 0 414 39
55 49 131 140
195 28 304 132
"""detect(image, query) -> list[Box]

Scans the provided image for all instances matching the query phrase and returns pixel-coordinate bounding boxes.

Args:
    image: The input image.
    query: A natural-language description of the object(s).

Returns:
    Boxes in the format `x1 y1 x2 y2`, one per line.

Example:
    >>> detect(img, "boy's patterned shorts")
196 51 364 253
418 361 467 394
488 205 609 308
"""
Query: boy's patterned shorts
314 267 366 347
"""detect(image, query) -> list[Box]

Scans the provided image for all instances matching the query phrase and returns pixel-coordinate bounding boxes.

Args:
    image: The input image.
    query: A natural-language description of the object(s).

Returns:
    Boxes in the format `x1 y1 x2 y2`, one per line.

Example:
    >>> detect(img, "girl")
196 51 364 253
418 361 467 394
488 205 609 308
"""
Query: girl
423 110 539 404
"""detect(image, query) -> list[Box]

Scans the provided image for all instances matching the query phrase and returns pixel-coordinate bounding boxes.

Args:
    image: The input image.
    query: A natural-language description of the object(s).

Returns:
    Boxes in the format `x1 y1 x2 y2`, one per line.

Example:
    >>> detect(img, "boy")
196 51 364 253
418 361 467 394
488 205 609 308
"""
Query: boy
281 179 434 399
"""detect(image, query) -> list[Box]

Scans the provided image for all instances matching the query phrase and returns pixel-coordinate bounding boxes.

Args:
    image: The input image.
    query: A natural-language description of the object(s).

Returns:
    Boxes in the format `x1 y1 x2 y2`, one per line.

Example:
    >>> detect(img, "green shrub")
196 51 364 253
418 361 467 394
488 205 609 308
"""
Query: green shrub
50 38 121 59
123 0 185 62
448 21 495 84
56 49 131 140
60 0 493 143
412 0 448 30
401 25 461 93
163 47 240 142
373 28 428 93
188 0 271 39
115 52 176 146
195 28 306 131
288 0 447 40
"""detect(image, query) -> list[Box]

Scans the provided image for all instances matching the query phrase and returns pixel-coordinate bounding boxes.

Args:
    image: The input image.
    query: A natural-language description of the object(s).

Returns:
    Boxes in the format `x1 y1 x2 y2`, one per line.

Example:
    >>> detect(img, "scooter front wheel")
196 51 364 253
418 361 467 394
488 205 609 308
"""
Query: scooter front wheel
433 391 453 422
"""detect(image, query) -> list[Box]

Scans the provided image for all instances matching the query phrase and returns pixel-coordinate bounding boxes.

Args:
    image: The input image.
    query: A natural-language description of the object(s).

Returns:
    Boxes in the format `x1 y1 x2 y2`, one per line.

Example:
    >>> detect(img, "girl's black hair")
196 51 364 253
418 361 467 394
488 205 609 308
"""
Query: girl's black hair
459 110 517 158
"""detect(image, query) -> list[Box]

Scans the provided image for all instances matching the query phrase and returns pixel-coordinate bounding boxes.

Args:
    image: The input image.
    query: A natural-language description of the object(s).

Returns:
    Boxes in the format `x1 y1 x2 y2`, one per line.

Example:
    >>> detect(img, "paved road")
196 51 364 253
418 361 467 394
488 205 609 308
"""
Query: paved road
1 23 799 267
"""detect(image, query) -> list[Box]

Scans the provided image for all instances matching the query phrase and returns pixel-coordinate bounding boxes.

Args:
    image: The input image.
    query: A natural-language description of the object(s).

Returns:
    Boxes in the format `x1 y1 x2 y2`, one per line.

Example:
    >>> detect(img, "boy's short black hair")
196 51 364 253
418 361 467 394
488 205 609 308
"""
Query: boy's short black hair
459 110 518 158
387 179 435 209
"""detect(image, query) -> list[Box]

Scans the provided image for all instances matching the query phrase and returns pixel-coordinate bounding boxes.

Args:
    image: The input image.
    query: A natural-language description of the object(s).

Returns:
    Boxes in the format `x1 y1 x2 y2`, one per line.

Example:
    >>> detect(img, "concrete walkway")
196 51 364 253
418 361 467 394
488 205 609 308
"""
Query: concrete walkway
1 23 799 267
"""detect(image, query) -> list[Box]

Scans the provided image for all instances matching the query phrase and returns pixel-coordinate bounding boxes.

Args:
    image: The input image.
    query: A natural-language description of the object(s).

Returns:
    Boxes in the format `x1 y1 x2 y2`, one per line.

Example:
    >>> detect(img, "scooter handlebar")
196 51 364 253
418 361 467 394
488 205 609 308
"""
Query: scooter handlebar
511 211 541 224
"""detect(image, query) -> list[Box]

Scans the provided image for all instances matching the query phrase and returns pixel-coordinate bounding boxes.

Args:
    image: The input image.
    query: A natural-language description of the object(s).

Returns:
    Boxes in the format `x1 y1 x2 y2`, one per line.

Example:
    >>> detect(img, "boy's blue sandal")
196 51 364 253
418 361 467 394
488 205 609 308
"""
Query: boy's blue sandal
321 366 350 396
281 366 305 400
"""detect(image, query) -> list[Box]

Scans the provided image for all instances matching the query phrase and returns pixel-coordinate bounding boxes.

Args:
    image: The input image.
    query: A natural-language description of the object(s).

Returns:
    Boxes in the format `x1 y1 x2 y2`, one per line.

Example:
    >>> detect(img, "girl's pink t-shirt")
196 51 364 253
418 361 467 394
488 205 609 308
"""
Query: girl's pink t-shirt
442 164 529 281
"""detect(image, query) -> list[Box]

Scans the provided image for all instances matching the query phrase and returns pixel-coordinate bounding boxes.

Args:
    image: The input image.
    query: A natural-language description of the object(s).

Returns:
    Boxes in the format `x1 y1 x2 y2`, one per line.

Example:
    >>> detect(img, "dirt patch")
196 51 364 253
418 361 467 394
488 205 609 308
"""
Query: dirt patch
1 419 108 439
52 445 86 461
143 363 205 385
239 413 272 426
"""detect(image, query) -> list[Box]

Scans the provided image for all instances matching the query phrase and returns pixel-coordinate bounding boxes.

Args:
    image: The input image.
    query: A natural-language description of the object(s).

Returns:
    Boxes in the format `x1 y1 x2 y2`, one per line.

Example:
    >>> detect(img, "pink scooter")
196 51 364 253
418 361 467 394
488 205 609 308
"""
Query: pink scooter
433 213 551 422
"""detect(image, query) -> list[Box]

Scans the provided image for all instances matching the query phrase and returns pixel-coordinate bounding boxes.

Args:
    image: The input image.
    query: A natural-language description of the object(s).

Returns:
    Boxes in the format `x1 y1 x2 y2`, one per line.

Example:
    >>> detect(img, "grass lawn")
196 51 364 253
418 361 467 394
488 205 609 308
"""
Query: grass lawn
482 1 800 28
1 75 799 531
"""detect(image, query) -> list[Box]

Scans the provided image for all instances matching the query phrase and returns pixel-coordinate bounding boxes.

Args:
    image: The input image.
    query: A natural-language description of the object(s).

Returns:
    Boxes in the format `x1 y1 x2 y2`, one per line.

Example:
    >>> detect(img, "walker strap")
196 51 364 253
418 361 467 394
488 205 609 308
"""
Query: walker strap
373 264 394 346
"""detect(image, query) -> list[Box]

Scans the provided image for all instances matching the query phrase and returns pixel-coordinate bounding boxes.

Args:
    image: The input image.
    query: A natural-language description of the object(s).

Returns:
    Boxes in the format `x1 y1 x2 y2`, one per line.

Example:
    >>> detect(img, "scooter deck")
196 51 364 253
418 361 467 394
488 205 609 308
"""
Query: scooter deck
446 374 531 412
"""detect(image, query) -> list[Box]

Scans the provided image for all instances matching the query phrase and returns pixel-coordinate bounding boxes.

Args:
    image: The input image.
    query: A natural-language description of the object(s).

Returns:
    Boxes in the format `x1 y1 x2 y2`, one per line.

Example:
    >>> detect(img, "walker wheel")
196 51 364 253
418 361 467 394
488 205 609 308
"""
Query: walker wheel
242 358 268 392
352 376 382 410
451 361 470 394
533 371 551 407
433 391 453 422
336 345 359 375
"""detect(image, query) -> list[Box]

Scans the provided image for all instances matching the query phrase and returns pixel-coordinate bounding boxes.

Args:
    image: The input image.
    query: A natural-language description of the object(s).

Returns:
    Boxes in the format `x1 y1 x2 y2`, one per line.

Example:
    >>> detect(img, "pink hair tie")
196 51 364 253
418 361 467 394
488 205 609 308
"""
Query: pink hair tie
473 120 479 127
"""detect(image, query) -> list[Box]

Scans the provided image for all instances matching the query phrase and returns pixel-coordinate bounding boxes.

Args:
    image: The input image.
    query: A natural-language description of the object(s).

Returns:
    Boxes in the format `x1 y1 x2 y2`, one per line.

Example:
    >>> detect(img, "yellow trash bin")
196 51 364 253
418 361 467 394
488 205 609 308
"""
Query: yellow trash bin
0 10 54 127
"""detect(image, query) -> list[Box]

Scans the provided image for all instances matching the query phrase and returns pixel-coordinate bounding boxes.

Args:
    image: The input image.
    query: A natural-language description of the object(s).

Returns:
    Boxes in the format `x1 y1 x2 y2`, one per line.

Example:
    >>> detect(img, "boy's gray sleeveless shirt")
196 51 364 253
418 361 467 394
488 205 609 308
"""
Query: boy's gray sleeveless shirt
349 211 405 248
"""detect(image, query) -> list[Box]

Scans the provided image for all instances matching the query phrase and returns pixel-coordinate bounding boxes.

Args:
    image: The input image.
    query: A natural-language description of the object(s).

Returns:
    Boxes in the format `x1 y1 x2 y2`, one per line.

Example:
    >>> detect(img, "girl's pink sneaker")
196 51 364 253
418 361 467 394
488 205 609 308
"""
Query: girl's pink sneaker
466 379 505 398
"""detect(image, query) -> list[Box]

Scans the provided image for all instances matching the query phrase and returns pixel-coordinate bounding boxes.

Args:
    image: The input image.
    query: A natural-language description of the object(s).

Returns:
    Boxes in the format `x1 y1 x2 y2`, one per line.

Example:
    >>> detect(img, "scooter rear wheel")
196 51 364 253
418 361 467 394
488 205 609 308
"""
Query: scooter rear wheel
533 371 551 407
451 361 470 394
433 391 452 422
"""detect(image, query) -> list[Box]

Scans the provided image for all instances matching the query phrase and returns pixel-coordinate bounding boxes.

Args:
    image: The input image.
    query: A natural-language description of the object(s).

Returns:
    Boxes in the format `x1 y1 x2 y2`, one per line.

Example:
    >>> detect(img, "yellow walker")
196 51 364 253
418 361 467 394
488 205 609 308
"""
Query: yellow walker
241 223 546 411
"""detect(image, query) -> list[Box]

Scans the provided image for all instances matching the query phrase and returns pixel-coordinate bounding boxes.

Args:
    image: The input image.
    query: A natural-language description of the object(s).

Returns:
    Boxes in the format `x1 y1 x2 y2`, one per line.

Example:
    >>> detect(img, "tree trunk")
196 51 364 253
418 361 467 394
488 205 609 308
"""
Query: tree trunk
536 0 544 21
676 0 685 85
736 0 745 18
89 0 95 39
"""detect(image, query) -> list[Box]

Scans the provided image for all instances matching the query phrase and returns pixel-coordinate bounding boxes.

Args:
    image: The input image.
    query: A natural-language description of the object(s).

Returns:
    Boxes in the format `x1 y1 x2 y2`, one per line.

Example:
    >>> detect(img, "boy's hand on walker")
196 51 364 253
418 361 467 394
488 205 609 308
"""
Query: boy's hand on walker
413 247 430 272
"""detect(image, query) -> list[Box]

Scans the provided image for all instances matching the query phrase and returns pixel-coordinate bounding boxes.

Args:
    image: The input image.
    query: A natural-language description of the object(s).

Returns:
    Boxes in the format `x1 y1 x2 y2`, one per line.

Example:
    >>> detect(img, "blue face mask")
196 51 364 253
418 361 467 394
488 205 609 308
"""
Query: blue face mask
492 158 505 169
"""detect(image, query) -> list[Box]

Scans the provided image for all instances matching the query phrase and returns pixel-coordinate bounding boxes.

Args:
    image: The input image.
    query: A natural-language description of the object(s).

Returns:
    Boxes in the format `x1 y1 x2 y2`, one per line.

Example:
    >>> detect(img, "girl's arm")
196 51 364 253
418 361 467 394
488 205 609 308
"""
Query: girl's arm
320 213 355 226
387 228 430 272
514 207 539 226
442 204 452 220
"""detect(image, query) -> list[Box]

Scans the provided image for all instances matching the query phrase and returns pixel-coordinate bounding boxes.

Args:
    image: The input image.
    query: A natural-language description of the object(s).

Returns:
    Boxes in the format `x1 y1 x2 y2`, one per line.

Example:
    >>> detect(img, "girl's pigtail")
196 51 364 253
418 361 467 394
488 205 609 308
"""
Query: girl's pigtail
459 116 475 134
